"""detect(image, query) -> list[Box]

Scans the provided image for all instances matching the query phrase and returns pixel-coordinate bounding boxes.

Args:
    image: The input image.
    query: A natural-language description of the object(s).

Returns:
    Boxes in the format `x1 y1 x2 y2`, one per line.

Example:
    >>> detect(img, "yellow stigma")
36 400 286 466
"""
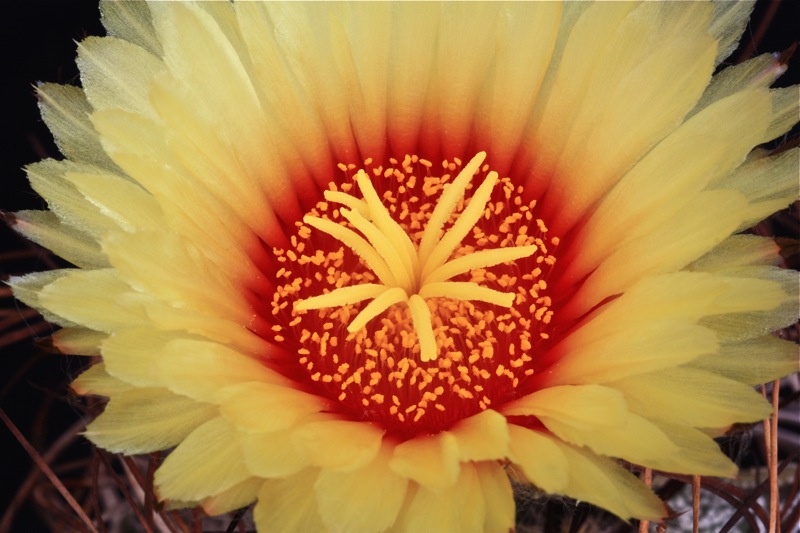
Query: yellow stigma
295 152 537 362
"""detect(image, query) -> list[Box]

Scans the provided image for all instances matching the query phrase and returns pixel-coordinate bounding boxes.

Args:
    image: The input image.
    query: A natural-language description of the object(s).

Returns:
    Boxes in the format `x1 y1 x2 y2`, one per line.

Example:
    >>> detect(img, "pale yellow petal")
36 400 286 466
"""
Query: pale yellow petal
567 89 771 284
254 470 325 533
611 368 773 427
84 387 216 454
689 235 782 272
552 440 666 520
155 417 251 502
651 423 738 478
50 327 106 356
400 462 485 533
26 159 119 240
12 211 107 269
708 0 755 66
202 477 263 516
37 83 119 170
476 462 515 533
155 338 288 402
292 418 384 473
690 336 799 385
37 269 150 332
239 429 308 478
389 431 460 491
508 425 568 493
450 409 510 462
763 86 800 142
65 171 163 233
527 2 717 233
315 441 408 533
217 382 324 433
99 0 161 56
71 363 132 397
503 384 628 428
692 54 786 116
77 36 162 117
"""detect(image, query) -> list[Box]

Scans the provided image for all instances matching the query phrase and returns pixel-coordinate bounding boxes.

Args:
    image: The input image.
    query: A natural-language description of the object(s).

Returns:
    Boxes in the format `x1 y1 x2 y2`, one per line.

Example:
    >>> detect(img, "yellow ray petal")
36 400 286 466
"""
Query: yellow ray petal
85 387 216 455
610 368 773 427
508 425 569 493
155 417 251 502
217 382 324 433
292 418 384 473
12 211 107 269
389 432 460 491
689 336 800 385
475 461 515 533
77 36 162 117
314 441 407 533
37 83 119 170
450 409 510 462
254 469 325 533
502 384 628 428
99 0 162 56
202 477 263 516
239 429 308 478
51 327 106 356
399 462 485 533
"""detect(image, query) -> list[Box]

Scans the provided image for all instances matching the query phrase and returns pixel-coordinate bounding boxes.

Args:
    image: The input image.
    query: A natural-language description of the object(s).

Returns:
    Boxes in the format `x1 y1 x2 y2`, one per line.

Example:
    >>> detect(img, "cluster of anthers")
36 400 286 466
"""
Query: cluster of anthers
294 152 537 363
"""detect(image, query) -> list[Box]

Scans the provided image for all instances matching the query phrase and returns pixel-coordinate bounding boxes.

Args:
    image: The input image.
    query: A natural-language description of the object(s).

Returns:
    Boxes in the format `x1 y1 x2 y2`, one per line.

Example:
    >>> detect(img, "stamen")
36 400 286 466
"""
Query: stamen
417 281 514 308
407 295 437 362
339 208 414 292
421 170 499 279
348 287 408 333
417 152 486 265
354 171 419 281
324 190 369 217
424 245 538 285
296 283 386 311
302 215 397 285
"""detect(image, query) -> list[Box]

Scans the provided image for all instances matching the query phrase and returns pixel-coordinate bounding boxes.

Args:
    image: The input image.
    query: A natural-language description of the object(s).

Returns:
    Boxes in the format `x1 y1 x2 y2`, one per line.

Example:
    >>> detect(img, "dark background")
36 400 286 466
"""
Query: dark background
1 1 798 532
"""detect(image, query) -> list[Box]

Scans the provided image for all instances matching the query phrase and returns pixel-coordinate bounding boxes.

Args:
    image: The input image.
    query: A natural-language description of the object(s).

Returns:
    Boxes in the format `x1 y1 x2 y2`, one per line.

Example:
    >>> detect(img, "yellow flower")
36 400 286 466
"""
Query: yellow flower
10 1 799 531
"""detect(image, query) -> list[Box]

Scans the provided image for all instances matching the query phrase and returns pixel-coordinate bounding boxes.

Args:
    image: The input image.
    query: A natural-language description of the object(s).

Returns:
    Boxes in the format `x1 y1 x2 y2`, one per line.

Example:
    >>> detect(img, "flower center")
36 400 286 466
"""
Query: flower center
268 153 560 437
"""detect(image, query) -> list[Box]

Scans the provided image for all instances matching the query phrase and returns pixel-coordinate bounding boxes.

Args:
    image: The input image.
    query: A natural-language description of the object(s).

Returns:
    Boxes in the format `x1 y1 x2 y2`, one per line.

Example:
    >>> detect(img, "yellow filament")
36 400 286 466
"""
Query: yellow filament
339 208 415 292
421 171 499 279
303 215 397 286
408 294 438 362
425 245 538 285
417 152 486 265
418 281 515 308
324 190 369 217
296 283 386 311
348 287 408 333
354 171 419 281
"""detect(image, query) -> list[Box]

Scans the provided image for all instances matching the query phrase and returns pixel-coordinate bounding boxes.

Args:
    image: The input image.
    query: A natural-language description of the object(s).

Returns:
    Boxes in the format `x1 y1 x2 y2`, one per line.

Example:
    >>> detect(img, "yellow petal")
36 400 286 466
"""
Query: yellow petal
399 462 485 533
239 429 308 478
71 363 130 396
689 336 800 385
503 384 628 428
77 36 162 117
155 417 251 502
708 0 754 65
611 368 773 427
99 0 161 56
552 440 666 520
51 327 106 356
12 211 107 269
389 431 460 491
689 235 781 272
254 469 325 533
85 387 216 454
476 462 515 533
217 382 324 433
314 441 408 532
202 477 263 516
292 418 384 473
508 425 568 493
450 409 510 462
36 83 118 170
